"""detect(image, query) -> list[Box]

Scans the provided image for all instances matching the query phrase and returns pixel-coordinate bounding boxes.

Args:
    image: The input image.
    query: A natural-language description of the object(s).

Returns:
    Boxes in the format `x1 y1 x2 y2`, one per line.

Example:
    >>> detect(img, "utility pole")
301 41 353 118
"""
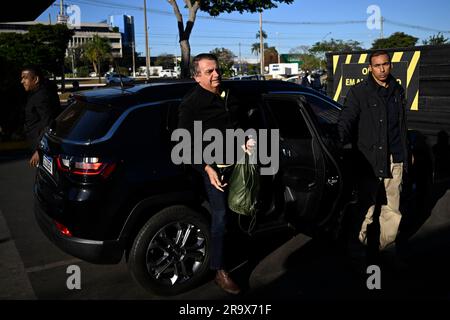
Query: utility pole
48 13 51 24
71 51 75 76
132 41 136 77
380 16 384 39
238 42 242 75
276 32 280 63
259 11 264 75
58 0 67 92
144 0 150 80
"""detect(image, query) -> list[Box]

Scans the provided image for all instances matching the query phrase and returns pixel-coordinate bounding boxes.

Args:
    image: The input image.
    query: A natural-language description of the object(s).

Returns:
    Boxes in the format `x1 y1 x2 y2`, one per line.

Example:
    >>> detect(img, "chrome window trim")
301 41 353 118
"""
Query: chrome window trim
267 90 342 111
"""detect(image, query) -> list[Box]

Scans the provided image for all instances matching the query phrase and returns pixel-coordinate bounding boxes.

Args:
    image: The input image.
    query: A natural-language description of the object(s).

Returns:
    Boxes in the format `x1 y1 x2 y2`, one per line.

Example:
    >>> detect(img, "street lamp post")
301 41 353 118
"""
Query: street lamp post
322 32 332 41
259 11 264 75
320 32 332 70
144 0 150 80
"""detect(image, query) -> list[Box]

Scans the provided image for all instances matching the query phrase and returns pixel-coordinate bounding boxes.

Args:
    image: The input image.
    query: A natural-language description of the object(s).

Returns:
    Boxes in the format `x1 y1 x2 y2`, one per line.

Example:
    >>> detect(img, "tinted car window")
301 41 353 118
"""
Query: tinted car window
264 99 311 139
115 105 162 150
112 104 182 178
302 93 340 124
54 100 122 140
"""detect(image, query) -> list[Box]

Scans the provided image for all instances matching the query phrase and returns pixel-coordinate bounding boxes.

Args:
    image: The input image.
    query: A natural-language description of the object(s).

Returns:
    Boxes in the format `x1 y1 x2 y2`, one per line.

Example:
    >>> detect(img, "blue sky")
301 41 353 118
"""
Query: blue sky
37 0 450 60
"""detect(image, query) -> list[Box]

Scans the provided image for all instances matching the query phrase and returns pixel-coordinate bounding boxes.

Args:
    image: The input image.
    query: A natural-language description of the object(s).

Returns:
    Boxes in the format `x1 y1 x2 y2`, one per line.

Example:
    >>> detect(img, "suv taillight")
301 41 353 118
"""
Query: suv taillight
56 155 116 178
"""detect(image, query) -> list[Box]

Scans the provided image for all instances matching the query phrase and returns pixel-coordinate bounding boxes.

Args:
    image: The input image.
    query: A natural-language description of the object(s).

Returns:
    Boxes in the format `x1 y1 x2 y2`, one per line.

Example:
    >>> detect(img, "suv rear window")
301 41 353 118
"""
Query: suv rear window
53 100 122 141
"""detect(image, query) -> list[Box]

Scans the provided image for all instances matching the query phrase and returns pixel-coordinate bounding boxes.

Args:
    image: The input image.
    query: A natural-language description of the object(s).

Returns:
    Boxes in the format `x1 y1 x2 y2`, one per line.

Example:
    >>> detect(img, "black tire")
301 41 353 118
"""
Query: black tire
128 205 210 296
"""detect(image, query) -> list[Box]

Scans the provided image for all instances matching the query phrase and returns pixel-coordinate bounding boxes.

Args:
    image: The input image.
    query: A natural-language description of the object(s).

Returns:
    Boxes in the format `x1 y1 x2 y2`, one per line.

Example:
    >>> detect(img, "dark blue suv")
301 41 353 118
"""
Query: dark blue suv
34 80 349 296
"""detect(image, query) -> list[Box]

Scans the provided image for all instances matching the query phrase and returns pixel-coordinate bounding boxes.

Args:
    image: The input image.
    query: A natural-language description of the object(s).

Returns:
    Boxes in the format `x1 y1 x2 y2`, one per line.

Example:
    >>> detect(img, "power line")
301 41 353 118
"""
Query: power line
136 33 353 41
72 0 366 25
384 18 450 34
68 0 450 33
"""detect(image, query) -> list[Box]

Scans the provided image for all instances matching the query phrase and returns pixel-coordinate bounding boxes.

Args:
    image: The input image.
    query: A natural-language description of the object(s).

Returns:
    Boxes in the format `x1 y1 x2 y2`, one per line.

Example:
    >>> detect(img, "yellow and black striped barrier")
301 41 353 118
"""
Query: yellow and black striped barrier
332 50 420 111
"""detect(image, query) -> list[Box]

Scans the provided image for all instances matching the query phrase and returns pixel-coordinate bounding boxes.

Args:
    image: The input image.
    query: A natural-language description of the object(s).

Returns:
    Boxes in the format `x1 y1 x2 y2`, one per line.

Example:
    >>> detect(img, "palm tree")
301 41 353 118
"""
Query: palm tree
83 35 112 81
251 42 268 56
256 30 268 40
252 30 268 56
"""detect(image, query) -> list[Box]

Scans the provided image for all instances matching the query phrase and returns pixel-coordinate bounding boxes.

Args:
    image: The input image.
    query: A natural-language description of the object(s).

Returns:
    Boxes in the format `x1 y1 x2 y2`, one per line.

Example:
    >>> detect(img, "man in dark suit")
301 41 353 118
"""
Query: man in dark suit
21 66 60 167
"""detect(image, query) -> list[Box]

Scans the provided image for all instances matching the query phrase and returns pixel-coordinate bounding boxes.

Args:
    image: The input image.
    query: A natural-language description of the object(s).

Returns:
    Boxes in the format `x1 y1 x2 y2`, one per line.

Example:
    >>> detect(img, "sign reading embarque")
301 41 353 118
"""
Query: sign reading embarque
332 51 420 111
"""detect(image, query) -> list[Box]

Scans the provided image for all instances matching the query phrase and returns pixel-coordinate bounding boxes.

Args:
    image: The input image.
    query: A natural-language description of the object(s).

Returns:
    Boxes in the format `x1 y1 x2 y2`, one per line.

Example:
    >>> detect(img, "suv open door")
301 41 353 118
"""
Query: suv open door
261 94 343 234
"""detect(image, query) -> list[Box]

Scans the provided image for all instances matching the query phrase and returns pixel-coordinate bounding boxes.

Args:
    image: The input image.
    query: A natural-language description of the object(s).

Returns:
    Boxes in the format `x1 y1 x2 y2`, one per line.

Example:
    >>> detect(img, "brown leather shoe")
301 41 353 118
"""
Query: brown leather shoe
214 270 241 295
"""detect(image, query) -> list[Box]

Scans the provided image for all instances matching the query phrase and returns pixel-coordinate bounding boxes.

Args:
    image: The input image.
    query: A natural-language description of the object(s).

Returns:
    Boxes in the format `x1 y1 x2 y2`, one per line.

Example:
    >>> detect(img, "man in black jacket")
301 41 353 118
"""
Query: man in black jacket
21 66 60 167
178 54 255 294
338 50 408 251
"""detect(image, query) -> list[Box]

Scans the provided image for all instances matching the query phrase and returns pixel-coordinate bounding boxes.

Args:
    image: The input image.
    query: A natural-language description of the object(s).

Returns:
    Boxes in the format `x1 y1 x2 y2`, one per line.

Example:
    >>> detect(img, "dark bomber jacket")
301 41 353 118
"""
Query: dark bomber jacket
337 74 408 178
24 84 60 151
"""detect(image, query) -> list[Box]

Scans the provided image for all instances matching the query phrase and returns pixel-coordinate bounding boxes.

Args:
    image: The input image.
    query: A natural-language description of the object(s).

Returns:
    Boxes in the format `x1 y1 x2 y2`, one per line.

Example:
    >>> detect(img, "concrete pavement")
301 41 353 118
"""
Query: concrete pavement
0 210 35 299
1 156 450 300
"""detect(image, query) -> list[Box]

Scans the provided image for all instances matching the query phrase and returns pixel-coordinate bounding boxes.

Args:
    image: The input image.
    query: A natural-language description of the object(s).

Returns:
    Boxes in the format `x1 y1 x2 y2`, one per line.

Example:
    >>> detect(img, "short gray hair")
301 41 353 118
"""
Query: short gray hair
192 53 219 77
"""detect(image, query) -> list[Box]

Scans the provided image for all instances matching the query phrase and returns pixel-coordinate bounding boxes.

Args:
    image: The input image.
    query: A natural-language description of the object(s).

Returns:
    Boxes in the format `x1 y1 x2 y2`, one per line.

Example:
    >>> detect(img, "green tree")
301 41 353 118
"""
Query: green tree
0 24 73 137
155 53 176 69
310 38 363 55
83 35 112 81
65 46 84 76
210 47 236 77
0 24 73 78
308 38 363 68
245 63 260 74
422 32 449 45
0 33 30 68
288 46 322 70
26 24 74 77
298 54 321 71
76 65 90 77
371 32 418 49
167 0 294 79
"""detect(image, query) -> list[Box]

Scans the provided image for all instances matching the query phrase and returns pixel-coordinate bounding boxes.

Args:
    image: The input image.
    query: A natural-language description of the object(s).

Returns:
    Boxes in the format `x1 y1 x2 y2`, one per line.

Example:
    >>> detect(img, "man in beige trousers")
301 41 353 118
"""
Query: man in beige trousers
338 50 409 251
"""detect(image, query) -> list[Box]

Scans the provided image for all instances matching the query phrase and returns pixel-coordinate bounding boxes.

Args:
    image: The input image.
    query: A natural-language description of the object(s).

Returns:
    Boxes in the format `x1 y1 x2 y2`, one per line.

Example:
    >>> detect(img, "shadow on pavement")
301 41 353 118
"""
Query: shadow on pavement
239 183 450 300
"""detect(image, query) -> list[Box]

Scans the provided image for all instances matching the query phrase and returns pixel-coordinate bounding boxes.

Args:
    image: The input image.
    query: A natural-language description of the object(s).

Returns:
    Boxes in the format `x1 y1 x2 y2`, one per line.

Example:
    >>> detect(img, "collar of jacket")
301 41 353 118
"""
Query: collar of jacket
27 84 44 96
194 84 229 107
367 72 399 93
196 84 221 98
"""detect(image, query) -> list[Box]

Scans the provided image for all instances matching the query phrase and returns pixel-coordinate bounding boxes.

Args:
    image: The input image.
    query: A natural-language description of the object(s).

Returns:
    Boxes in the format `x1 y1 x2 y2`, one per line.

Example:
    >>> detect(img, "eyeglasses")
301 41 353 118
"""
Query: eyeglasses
371 62 391 69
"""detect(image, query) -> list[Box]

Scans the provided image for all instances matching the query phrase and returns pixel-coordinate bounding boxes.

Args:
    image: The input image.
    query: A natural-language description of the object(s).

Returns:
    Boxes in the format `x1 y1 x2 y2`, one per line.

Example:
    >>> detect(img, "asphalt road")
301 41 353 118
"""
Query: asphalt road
1 156 450 302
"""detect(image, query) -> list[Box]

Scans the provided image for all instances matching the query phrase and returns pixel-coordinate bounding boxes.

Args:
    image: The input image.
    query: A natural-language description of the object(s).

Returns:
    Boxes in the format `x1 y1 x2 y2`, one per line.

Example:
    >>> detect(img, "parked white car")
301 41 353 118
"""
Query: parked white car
229 74 266 80
284 75 301 83
105 73 134 85
159 69 178 78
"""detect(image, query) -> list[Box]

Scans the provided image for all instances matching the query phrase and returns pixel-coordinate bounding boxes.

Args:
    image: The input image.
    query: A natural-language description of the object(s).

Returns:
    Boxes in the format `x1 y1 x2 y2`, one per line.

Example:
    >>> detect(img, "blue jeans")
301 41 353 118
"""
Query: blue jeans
202 171 228 270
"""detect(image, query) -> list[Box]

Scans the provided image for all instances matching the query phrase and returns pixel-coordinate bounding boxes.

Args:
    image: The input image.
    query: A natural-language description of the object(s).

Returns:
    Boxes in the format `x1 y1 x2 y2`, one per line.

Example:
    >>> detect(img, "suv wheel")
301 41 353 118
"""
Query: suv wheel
128 205 210 296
